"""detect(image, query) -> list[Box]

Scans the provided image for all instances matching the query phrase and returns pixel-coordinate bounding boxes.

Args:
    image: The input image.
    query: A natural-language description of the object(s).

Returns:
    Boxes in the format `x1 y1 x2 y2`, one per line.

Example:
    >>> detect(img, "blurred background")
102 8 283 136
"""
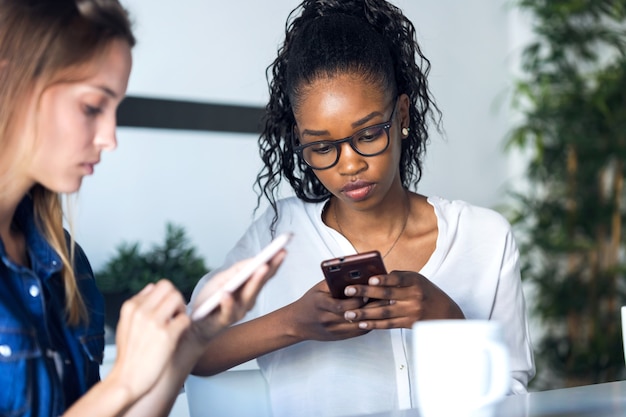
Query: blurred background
77 0 529 273
78 0 626 391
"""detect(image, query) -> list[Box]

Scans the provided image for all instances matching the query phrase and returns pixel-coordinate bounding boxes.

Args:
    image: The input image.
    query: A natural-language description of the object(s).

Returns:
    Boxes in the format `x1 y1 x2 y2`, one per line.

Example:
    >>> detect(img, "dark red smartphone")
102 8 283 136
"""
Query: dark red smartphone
321 250 387 299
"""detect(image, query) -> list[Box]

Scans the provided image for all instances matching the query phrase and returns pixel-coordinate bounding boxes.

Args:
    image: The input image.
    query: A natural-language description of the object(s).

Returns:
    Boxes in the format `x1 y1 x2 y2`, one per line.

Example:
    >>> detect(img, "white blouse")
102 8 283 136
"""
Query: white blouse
193 196 535 417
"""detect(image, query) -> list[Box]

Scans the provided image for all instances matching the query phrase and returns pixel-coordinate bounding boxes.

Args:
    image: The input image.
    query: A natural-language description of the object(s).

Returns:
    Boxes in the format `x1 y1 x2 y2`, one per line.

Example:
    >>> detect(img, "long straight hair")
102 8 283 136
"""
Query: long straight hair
0 0 135 325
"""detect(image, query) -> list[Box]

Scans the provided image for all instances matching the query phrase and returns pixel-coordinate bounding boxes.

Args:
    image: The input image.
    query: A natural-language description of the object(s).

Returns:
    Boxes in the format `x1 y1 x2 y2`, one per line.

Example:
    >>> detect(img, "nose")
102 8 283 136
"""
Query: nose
95 116 118 151
336 141 366 175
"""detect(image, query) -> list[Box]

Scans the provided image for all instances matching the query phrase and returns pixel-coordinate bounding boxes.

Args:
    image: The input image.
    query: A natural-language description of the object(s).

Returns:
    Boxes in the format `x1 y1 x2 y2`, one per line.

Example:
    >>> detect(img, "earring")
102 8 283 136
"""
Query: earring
401 127 410 136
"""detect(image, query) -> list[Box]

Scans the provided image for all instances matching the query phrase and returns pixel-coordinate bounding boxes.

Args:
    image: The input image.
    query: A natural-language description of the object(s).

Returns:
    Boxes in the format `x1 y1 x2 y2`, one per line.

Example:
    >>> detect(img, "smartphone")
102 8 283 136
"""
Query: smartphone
191 232 293 321
321 250 387 299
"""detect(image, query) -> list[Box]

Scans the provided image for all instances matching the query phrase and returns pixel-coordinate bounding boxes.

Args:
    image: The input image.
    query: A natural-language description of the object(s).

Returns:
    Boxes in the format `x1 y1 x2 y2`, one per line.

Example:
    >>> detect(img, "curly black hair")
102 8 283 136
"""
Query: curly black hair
255 0 441 227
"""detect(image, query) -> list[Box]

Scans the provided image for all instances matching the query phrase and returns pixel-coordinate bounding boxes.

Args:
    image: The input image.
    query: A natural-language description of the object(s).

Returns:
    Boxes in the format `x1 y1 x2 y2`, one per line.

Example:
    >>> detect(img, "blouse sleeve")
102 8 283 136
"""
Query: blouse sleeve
491 227 536 394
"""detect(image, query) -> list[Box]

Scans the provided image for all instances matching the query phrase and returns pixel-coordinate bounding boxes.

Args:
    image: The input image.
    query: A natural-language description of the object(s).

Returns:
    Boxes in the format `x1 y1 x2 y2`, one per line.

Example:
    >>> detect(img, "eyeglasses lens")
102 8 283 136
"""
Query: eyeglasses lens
302 124 389 169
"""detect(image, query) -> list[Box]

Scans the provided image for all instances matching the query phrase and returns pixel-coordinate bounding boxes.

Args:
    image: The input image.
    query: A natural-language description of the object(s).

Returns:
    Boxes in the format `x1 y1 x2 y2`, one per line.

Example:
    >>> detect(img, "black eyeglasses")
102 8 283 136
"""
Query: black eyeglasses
293 98 398 170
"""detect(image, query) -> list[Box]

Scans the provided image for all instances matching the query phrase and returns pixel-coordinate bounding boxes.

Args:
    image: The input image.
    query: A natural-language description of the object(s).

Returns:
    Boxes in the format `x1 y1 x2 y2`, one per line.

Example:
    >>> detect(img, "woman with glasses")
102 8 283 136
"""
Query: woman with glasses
192 0 535 416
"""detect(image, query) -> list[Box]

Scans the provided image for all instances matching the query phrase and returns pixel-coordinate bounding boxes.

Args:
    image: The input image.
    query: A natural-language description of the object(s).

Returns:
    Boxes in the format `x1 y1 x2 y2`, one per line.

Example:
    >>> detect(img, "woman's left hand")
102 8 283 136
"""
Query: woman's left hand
341 270 465 330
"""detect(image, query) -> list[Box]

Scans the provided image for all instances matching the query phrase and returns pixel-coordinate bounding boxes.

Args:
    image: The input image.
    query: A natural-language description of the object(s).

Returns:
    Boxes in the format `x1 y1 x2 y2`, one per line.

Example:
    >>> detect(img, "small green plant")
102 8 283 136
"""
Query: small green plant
96 222 210 329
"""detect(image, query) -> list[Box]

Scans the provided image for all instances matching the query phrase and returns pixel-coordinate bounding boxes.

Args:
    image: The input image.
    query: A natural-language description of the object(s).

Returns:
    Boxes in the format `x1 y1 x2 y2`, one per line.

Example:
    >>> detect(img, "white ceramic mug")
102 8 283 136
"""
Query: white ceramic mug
411 320 510 417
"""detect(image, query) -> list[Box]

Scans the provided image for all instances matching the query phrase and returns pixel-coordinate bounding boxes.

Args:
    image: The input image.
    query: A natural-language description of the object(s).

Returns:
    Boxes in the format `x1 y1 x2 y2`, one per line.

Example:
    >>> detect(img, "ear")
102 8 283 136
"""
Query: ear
398 93 410 139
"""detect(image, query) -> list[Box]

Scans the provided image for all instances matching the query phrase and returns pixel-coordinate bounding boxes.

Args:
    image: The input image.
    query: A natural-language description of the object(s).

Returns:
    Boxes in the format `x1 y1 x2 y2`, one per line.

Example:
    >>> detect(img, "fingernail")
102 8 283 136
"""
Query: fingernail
344 311 356 320
369 277 380 285
389 300 396 305
139 283 155 294
344 286 357 296
359 322 368 329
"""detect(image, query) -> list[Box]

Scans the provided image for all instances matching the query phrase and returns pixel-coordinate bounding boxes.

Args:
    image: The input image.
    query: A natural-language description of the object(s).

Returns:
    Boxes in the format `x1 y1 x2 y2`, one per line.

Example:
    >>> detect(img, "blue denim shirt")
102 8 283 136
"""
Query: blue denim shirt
0 198 105 417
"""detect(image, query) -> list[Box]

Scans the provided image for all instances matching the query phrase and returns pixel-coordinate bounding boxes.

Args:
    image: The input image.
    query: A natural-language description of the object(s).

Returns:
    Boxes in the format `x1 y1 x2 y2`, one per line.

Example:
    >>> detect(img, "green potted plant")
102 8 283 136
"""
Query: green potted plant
505 0 626 389
96 222 210 331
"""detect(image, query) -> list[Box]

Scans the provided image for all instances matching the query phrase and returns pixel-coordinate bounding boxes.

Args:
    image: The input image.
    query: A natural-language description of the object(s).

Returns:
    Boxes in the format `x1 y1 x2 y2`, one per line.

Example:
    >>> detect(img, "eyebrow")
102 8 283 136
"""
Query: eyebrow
94 85 118 99
301 110 384 138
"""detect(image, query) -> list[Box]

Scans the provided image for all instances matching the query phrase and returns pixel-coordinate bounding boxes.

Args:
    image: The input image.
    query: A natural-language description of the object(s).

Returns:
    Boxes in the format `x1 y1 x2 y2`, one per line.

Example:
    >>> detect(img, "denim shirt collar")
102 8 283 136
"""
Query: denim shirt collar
0 196 63 279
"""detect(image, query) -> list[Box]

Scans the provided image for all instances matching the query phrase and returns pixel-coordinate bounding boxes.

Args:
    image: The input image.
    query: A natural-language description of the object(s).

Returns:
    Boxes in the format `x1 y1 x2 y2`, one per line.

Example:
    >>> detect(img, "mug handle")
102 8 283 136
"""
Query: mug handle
621 306 626 363
476 341 510 408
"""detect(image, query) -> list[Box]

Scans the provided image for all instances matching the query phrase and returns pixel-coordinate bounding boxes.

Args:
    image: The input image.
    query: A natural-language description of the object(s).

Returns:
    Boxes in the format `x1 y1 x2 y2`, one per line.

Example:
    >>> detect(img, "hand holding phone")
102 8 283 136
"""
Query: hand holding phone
191 232 293 321
321 250 387 299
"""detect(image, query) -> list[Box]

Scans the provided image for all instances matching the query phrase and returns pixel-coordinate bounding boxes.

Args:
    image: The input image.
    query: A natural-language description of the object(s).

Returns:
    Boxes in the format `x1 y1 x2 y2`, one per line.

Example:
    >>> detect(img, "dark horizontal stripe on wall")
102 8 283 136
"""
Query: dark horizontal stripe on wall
117 96 266 134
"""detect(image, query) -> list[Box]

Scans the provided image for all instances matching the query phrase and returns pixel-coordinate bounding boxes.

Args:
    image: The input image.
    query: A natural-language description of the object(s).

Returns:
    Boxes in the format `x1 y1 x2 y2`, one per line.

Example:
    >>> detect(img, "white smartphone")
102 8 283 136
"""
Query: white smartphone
190 232 293 321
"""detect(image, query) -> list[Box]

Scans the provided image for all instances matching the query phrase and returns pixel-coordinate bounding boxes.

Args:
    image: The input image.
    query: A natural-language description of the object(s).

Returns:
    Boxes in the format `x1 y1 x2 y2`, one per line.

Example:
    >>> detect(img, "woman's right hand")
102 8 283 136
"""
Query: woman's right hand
286 280 369 341
107 280 190 401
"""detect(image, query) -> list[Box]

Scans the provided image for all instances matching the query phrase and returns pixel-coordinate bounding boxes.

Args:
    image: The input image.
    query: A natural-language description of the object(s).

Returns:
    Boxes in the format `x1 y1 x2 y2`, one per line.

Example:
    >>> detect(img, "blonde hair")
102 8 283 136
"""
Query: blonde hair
0 0 135 325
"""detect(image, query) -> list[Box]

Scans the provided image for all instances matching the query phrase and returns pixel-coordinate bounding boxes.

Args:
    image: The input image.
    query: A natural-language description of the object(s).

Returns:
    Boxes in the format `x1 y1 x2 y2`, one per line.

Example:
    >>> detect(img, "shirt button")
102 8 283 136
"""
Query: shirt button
29 285 40 297
399 364 406 371
51 260 58 266
0 345 12 358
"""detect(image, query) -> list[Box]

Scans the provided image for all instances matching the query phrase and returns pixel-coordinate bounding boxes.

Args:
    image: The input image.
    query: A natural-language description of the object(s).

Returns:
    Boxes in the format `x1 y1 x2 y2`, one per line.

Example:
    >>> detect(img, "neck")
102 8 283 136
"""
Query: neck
331 188 412 257
0 179 34 239
333 184 410 223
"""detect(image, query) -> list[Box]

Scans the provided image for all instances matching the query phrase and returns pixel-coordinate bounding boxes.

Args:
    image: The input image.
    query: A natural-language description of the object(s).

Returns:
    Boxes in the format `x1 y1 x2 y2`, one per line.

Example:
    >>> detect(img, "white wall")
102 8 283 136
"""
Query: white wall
74 0 529 274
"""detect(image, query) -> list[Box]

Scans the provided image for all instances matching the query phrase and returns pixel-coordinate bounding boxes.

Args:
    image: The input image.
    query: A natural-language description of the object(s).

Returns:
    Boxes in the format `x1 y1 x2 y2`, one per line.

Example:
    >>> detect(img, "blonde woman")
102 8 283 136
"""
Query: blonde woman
0 1 284 416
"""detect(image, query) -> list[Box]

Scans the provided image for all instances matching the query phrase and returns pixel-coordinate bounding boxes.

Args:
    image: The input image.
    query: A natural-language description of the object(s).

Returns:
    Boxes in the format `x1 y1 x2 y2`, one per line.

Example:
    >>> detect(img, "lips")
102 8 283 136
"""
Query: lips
341 180 375 201
81 160 99 175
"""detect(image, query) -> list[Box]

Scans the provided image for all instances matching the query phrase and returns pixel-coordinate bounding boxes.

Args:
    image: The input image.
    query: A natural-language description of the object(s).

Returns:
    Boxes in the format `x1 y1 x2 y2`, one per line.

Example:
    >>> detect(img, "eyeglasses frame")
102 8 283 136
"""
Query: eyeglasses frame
293 97 399 170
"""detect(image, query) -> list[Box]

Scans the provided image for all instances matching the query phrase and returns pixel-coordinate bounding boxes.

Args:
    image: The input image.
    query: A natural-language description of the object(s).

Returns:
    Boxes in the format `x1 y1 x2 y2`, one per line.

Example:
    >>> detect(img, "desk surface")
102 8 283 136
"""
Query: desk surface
349 380 626 417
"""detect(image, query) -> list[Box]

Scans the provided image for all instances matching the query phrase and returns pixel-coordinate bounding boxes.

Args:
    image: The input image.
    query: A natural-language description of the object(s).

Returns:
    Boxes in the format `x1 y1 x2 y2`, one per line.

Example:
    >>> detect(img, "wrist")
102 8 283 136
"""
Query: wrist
185 326 216 359
279 303 306 343
62 372 137 417
100 367 140 410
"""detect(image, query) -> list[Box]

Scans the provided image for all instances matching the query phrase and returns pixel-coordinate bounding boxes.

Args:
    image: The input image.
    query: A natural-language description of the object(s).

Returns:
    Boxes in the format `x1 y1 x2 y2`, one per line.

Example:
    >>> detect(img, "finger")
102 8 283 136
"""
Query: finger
344 283 400 301
134 279 176 307
115 300 134 349
310 279 365 313
231 262 270 310
239 248 286 289
322 296 365 315
253 248 287 286
234 249 287 307
216 292 245 326
362 299 395 309
336 320 373 336
121 282 156 316
266 249 287 274
141 280 186 317
125 280 186 325
324 319 371 336
192 267 238 312
153 288 187 322
355 316 411 330
367 271 420 288
167 310 192 339
191 257 273 327
137 282 156 296
203 249 285 303
344 300 399 322
340 274 394 295
193 293 242 342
